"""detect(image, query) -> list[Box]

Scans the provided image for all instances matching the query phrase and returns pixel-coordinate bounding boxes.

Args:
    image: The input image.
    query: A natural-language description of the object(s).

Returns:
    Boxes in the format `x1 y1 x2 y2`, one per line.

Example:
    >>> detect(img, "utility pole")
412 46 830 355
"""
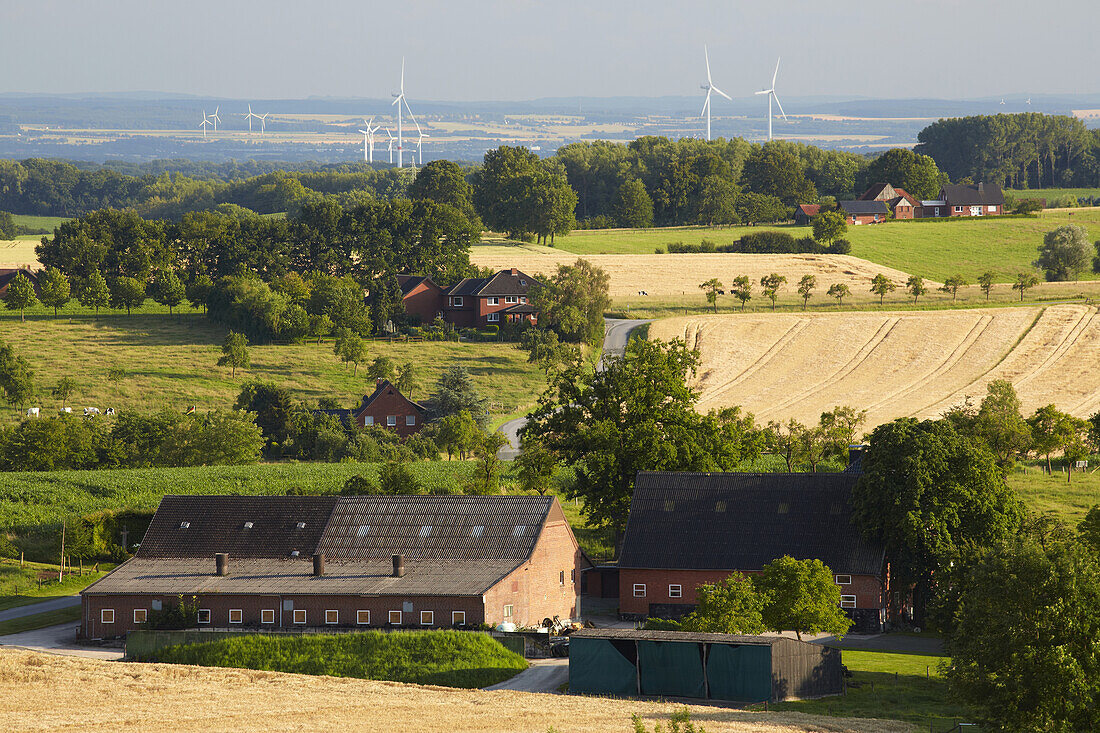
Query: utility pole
58 519 66 582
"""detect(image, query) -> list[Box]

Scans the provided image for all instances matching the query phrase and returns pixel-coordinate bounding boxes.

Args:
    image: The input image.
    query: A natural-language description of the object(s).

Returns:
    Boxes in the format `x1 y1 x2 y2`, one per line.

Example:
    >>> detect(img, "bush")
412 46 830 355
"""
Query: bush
147 630 528 688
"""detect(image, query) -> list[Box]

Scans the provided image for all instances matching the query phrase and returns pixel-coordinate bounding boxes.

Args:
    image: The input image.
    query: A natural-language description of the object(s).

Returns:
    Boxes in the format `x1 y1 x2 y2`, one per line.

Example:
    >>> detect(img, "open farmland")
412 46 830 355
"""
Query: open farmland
471 246 919 299
0 239 40 267
650 304 1100 429
0 649 911 733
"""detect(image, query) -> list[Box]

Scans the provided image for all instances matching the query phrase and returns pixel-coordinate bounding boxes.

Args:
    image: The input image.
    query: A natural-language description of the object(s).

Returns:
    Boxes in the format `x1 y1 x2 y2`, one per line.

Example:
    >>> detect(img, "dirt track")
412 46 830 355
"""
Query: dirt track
650 305 1100 428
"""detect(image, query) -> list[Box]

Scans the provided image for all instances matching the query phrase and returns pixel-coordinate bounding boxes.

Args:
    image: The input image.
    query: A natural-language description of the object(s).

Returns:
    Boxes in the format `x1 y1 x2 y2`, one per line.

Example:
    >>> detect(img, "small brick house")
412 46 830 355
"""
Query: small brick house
616 470 887 634
397 275 445 325
80 494 589 639
315 380 426 437
838 200 889 225
858 183 919 220
937 183 1005 217
397 269 540 329
793 204 820 225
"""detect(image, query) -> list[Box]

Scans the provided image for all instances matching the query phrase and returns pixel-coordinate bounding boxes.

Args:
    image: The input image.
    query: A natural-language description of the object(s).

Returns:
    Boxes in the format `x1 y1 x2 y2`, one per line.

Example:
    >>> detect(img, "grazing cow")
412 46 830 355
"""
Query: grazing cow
83 407 100 416
26 407 39 417
104 407 116 416
59 407 72 414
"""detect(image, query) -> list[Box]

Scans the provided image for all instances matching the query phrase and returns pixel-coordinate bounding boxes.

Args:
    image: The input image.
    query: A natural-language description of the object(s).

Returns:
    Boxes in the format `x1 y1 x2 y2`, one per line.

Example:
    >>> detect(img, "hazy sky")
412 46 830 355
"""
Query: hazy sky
1 1 1097 101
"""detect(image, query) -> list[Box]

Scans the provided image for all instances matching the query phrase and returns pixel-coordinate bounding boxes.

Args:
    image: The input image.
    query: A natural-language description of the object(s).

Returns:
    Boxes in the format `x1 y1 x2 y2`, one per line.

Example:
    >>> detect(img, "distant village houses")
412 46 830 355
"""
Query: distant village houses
398 268 539 329
812 181 1005 225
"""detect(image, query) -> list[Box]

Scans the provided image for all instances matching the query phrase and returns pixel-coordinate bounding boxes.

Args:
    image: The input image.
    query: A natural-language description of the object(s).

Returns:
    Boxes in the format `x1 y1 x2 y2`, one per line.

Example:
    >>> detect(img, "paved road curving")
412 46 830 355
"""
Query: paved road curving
496 318 652 461
483 658 568 692
0 595 81 622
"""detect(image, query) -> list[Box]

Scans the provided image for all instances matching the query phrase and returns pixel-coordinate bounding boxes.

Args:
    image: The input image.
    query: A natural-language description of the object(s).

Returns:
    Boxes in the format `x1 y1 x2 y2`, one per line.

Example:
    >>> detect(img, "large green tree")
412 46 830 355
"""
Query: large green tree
1037 225 1092 281
0 340 35 412
78 271 111 317
523 338 762 535
217 331 250 377
947 538 1100 732
2 272 38 321
856 148 948 200
529 259 611 346
407 160 479 226
150 268 186 315
432 366 489 428
742 143 817 206
108 276 146 315
612 178 654 228
679 574 767 634
37 267 71 317
852 417 1024 622
755 556 853 640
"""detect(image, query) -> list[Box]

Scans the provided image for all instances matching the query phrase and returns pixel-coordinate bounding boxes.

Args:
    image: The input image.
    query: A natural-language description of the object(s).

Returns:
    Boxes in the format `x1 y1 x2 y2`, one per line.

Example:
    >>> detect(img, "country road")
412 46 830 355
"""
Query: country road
0 595 81 622
496 318 651 461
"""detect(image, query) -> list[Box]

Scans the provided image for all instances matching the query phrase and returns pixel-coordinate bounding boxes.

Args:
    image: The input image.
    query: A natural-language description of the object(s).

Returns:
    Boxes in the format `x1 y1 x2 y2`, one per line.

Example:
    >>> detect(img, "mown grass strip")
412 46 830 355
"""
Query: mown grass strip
0 606 82 636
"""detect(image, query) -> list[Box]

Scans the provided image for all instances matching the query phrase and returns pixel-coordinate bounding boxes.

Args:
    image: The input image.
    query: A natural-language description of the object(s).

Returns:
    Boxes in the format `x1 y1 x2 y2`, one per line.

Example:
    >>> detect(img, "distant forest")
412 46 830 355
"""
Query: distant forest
2 113 1099 224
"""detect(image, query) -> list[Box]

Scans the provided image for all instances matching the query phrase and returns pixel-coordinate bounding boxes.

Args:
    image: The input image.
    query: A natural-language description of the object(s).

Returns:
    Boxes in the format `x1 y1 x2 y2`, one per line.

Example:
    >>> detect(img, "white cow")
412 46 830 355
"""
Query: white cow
26 407 39 417
59 407 72 414
83 407 100 416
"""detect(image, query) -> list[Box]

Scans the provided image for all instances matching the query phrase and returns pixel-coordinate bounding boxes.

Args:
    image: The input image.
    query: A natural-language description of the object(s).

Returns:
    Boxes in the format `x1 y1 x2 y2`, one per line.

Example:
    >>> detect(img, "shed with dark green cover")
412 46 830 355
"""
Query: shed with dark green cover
568 629 842 702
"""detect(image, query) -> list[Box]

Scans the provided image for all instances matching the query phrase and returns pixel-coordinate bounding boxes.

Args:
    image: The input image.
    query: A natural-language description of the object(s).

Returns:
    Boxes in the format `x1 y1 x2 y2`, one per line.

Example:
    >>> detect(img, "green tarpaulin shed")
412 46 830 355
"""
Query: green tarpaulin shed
568 637 638 695
638 640 706 698
705 643 772 703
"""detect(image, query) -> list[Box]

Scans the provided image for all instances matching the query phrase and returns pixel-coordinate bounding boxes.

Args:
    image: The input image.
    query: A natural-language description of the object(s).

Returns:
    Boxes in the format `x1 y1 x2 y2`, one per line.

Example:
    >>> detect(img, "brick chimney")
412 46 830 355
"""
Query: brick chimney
510 268 518 276
977 182 985 194
392 554 405 578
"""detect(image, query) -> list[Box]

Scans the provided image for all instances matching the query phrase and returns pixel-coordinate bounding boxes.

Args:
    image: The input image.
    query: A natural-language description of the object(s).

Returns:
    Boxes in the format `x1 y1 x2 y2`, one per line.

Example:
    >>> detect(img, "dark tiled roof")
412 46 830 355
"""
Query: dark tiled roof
444 277 490 297
397 274 433 296
501 303 537 314
82 557 520 597
858 183 892 201
136 496 338 559
572 628 791 645
318 495 554 561
839 200 889 215
941 183 1004 206
355 380 426 415
618 472 884 576
444 270 540 297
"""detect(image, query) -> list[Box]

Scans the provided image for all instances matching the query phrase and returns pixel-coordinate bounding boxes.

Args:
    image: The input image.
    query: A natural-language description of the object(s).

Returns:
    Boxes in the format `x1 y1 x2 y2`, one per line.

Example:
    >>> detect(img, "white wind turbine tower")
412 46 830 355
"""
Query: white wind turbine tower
210 106 221 132
199 111 212 139
243 104 262 133
413 118 429 165
699 45 732 141
258 113 268 134
385 128 395 164
755 58 787 142
391 57 418 168
358 117 380 163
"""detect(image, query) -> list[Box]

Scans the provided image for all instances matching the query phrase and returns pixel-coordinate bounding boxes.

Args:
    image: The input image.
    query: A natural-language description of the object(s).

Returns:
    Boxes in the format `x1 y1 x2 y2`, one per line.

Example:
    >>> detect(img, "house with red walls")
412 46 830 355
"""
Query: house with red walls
397 269 540 328
315 379 426 437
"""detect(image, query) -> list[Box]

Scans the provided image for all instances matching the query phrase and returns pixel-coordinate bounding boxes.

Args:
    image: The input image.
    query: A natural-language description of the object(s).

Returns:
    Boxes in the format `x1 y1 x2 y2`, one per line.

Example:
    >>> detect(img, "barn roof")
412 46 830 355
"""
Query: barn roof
838 200 889 215
571 628 796 646
940 183 1004 206
617 472 884 576
354 379 426 415
396 274 438 297
857 183 893 201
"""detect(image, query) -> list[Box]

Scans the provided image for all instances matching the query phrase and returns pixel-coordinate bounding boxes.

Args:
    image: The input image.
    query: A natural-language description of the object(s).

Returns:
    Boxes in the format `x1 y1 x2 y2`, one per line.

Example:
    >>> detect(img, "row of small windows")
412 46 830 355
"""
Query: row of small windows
364 415 416 426
101 608 467 626
350 524 518 539
631 575 852 599
485 296 526 306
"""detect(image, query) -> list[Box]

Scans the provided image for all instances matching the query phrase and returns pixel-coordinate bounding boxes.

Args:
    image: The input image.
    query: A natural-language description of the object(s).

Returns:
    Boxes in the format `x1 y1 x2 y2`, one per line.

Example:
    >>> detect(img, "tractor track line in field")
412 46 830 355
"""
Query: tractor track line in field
1012 308 1095 390
861 313 993 416
701 318 811 404
760 316 900 418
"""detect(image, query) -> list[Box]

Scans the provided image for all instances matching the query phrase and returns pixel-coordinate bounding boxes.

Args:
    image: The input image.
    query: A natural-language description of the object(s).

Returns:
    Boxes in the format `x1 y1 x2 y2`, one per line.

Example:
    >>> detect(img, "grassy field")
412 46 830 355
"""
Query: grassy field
9 214 67 232
545 209 1100 282
1009 463 1100 525
0 649 912 733
1009 188 1100 201
0 606 82 636
0 559 107 611
772 650 968 730
144 631 529 689
0 311 546 424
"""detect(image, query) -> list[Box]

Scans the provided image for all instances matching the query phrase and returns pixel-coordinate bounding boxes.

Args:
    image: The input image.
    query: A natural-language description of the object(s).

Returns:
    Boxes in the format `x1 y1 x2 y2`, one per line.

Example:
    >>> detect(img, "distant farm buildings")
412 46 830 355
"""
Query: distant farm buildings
398 268 540 329
811 181 1005 225
80 494 588 639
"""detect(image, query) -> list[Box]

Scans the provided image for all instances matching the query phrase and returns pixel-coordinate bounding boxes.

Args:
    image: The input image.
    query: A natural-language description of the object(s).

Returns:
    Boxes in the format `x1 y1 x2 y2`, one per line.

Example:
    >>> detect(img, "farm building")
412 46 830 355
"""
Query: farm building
397 268 540 328
0 267 38 297
314 379 426 437
792 204 820 225
80 494 588 640
858 183 919 219
838 200 889 225
568 628 843 702
937 182 1005 217
616 470 887 633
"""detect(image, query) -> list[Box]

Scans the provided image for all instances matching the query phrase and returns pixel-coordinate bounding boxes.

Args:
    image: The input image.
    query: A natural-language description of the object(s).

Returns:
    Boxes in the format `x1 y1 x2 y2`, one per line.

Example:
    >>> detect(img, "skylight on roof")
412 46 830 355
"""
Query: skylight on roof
777 503 790 514
419 526 432 538
296 522 306 529
243 521 253 529
471 526 484 538
715 501 727 513
357 525 370 537
179 522 190 529
512 525 526 538
290 550 300 557
663 500 676 512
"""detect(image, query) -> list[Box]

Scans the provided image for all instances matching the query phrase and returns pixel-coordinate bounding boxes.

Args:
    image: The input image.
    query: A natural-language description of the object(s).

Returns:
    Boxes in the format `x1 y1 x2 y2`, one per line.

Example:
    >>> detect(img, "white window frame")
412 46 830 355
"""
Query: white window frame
101 608 115 624
364 415 374 426
452 296 463 307
261 609 275 624
633 584 646 598
668 584 682 599
835 575 852 585
954 205 963 213
387 415 397 426
293 609 307 625
420 610 434 626
389 610 402 625
228 609 243 624
406 415 415 426
487 312 499 323
840 595 857 609
197 609 211 624
452 611 466 626
486 296 499 305
988 205 997 212
520 297 527 304
133 608 147 624
325 609 339 625
503 604 513 619
357 610 371 625
505 295 518 304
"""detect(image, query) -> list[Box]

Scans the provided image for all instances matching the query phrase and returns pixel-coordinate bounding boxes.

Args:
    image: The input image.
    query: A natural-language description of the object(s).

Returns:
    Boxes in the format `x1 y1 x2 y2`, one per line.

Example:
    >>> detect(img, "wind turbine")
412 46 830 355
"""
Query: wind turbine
258 113 268 134
210 106 221 131
413 118 429 165
385 128 394 164
199 111 211 139
358 117 380 163
391 57 418 168
699 45 731 141
243 104 262 133
754 57 787 142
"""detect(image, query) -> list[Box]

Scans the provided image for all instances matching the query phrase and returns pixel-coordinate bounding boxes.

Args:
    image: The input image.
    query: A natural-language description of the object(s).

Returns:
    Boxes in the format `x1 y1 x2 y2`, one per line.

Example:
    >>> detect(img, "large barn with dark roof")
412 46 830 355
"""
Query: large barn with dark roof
616 471 887 633
80 494 588 639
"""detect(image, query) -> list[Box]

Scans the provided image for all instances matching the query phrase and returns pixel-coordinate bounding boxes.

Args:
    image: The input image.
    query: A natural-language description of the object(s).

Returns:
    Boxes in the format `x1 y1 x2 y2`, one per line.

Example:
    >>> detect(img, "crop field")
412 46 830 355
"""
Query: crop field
0 649 912 733
650 304 1100 429
541 209 1100 282
471 246 918 298
0 313 546 424
0 239 40 267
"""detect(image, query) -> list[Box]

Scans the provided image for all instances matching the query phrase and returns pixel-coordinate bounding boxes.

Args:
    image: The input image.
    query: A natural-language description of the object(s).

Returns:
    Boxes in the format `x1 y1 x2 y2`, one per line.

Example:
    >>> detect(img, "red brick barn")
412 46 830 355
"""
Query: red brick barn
396 275 445 325
616 471 887 634
858 183 919 220
443 269 539 328
838 200 889 225
80 494 589 640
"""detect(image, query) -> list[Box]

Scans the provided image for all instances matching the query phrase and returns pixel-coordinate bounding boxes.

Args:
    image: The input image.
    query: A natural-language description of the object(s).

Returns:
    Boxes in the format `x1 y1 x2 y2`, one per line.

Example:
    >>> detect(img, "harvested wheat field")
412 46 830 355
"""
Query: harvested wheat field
0 240 39 268
470 246 919 299
0 649 908 733
650 304 1100 428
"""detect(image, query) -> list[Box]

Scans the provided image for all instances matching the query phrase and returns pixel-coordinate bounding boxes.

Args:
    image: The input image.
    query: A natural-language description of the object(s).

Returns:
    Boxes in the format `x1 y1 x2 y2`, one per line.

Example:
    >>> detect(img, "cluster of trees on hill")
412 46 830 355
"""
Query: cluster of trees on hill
915 113 1100 189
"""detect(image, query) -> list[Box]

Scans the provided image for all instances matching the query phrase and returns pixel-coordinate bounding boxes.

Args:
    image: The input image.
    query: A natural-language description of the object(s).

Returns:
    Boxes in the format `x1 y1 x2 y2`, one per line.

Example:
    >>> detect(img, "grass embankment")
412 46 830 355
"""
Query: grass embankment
0 312 546 425
771 650 969 730
0 607 82 636
146 630 528 689
548 209 1100 282
0 559 107 612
